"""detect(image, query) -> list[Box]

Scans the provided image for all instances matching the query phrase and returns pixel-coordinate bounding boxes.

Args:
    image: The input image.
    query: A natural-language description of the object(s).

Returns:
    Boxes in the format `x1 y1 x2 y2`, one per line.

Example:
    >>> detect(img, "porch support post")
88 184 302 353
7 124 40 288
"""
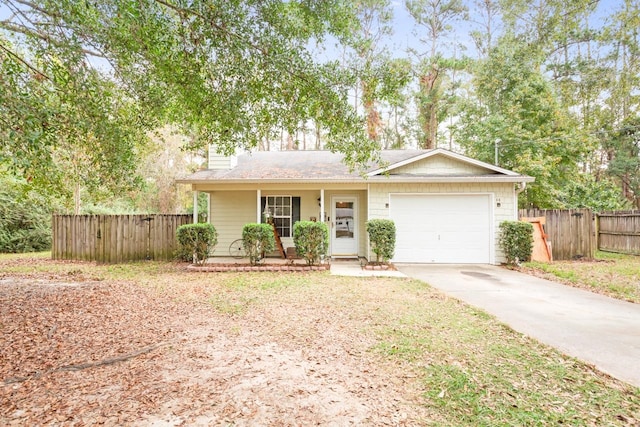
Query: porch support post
193 190 198 223
206 193 211 223
257 189 262 223
367 183 370 262
320 188 325 223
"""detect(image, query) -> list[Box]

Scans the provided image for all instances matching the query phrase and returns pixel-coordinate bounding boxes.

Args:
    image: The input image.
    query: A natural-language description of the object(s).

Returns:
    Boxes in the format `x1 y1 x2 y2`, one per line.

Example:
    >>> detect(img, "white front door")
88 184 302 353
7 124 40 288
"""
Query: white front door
331 196 358 257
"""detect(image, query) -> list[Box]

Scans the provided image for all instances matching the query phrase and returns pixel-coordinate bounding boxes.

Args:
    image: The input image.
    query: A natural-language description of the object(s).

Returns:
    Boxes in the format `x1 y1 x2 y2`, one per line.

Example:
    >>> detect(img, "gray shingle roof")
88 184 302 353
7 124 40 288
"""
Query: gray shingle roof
184 150 430 181
178 149 534 183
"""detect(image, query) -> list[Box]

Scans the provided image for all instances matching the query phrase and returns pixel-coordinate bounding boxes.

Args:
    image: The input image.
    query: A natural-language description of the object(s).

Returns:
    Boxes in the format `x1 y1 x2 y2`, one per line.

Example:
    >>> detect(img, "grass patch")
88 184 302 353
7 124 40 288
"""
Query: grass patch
371 280 640 426
524 251 640 303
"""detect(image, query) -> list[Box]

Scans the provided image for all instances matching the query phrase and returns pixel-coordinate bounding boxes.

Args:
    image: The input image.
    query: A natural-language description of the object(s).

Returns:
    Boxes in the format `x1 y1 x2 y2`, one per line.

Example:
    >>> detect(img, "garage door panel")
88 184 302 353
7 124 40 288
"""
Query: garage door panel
390 194 491 264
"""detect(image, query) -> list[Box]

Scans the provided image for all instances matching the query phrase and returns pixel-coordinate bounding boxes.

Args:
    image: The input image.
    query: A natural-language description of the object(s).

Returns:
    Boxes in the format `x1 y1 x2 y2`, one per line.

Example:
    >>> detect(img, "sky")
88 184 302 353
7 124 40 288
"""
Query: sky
367 0 622 61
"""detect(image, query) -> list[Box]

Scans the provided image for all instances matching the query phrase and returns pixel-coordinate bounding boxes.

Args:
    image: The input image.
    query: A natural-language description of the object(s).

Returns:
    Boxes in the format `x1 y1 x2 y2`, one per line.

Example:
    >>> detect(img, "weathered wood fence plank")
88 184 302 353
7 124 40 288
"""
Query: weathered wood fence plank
52 214 193 263
598 211 640 255
518 208 595 260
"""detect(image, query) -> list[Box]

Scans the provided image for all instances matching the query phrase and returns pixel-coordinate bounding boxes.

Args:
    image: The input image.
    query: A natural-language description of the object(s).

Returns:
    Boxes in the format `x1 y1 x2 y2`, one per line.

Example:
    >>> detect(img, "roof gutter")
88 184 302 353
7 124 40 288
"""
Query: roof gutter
176 175 536 186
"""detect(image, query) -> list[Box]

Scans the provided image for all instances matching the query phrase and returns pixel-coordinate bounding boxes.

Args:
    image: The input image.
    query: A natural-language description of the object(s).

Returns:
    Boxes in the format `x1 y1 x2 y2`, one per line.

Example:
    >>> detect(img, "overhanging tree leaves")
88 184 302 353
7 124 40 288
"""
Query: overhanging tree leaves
0 29 153 213
0 0 374 196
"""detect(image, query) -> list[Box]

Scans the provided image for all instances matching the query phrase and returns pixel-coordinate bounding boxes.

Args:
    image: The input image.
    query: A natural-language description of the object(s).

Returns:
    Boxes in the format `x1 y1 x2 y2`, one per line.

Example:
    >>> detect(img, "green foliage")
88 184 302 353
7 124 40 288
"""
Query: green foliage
603 118 640 208
456 36 591 208
176 223 217 265
0 0 379 213
242 223 276 266
366 219 396 263
558 175 631 212
0 175 52 253
186 192 209 223
0 35 152 214
499 221 534 265
293 221 329 265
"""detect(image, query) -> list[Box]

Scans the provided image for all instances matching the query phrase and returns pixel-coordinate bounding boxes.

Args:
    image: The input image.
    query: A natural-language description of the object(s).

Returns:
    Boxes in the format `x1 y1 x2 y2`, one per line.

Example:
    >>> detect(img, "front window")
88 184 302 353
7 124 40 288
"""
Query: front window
265 196 292 237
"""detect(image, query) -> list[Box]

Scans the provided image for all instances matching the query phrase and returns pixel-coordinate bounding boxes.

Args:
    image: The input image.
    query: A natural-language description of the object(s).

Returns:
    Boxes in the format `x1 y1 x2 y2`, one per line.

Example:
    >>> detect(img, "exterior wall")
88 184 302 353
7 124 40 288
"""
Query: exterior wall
368 182 516 264
392 156 490 175
206 181 514 262
208 145 238 170
209 191 256 256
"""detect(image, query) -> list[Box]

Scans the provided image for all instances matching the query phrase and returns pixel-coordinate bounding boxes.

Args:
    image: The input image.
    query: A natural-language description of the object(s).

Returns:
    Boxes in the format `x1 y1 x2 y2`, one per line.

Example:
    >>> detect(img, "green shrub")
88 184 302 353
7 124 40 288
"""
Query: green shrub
366 219 396 263
293 221 329 265
0 183 52 253
176 223 217 265
499 221 534 265
242 223 275 265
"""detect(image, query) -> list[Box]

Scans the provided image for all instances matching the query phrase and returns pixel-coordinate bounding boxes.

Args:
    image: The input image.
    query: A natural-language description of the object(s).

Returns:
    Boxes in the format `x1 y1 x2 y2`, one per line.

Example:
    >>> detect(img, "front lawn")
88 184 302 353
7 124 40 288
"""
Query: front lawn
1 253 639 425
523 251 640 304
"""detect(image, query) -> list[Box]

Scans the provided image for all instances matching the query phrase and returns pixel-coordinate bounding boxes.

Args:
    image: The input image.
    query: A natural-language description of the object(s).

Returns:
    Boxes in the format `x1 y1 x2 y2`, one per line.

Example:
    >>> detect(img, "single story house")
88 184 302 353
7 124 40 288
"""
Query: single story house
178 148 534 264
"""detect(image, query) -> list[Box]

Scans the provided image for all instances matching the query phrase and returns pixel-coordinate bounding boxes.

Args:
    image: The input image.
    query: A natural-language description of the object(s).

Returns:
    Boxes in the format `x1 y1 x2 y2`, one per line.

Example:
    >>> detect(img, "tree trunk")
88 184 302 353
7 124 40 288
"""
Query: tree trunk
315 121 321 149
361 80 381 144
74 182 81 215
418 66 439 149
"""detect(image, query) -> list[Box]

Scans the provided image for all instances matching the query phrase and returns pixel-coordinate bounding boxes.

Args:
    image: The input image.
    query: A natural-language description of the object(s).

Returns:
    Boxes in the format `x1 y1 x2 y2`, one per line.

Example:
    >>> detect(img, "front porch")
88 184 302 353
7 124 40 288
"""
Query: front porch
190 184 369 260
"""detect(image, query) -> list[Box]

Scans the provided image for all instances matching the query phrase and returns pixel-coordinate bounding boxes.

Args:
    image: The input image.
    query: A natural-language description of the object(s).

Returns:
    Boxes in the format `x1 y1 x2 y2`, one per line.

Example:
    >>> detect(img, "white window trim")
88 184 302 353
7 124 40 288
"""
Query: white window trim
265 195 292 237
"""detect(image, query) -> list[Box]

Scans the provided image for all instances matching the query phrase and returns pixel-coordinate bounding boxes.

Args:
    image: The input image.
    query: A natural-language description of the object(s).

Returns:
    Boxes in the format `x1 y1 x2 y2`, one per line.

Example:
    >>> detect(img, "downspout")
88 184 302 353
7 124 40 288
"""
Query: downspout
514 182 527 219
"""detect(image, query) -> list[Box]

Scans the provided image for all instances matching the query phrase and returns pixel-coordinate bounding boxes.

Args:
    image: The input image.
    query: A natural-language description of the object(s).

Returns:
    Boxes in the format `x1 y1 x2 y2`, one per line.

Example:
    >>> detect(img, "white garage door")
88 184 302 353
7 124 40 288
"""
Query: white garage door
390 194 492 263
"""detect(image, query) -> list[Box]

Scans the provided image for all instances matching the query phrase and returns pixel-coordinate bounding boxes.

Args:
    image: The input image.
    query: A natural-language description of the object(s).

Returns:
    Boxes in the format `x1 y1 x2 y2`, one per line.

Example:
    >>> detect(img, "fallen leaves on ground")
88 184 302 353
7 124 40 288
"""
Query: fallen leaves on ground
0 265 425 426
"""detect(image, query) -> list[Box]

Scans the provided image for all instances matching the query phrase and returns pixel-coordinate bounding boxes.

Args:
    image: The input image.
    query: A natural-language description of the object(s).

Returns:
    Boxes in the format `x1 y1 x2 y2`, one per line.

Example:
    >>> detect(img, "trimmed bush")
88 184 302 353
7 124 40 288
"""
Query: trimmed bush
499 221 534 265
366 219 396 263
176 223 217 265
293 221 329 265
242 223 275 265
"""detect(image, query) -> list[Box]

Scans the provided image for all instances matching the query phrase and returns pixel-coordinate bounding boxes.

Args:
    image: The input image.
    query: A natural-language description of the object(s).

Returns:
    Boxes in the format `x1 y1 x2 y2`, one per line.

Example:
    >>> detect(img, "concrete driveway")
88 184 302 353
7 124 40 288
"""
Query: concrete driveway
396 264 640 389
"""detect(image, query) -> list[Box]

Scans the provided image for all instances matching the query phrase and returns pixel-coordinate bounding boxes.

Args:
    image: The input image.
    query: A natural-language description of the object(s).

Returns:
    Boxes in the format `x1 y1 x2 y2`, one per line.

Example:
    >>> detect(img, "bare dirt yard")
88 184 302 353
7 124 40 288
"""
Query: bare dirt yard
1 255 639 426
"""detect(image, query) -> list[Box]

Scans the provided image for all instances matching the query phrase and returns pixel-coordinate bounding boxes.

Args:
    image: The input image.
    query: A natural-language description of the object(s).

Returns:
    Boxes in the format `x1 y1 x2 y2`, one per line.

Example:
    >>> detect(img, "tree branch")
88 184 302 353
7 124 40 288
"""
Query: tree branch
10 0 62 19
0 41 51 80
2 342 168 385
152 0 268 55
0 21 107 58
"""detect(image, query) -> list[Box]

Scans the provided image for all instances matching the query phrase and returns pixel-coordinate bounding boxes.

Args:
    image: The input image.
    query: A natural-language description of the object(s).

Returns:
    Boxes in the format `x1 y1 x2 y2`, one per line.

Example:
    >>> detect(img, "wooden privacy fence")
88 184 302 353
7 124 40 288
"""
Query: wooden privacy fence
52 214 193 263
597 211 640 255
518 209 595 260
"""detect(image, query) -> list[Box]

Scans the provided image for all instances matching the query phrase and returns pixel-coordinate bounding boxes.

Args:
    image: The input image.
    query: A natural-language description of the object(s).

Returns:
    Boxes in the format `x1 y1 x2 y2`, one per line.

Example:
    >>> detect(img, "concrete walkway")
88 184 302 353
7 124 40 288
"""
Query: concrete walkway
396 264 640 389
329 260 406 278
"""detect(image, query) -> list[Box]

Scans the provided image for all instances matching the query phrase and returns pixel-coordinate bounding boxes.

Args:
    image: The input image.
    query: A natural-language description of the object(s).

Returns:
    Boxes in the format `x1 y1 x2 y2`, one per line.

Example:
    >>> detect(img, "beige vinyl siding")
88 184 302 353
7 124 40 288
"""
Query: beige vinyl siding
368 182 515 264
391 156 491 175
209 191 255 256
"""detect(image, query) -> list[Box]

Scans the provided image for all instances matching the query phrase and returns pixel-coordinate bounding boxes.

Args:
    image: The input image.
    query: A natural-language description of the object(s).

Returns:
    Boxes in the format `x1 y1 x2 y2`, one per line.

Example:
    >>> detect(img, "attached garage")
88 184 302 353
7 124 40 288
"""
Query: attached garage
390 194 493 264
